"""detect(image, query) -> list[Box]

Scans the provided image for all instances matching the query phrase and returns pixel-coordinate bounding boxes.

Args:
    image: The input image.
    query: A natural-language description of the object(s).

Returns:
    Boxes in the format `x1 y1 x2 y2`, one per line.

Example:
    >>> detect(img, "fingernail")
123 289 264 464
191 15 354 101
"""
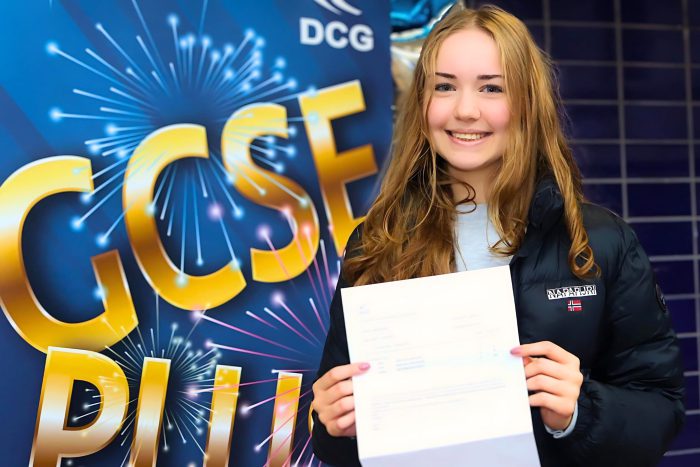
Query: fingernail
359 362 370 371
510 347 521 355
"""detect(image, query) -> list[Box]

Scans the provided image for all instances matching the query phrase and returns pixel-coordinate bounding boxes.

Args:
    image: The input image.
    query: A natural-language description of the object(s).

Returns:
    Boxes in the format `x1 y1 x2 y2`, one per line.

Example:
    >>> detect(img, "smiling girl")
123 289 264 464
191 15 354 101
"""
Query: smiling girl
311 5 685 466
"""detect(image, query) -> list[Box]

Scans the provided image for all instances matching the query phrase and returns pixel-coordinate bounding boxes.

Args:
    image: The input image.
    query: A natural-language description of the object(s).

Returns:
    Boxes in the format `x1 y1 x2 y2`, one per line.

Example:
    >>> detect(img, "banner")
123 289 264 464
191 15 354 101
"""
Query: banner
0 0 392 465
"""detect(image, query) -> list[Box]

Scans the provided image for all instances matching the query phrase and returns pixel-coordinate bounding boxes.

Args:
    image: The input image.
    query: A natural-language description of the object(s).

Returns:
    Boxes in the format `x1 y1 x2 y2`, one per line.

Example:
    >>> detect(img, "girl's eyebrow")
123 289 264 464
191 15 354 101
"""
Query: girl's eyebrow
477 74 503 80
434 72 504 80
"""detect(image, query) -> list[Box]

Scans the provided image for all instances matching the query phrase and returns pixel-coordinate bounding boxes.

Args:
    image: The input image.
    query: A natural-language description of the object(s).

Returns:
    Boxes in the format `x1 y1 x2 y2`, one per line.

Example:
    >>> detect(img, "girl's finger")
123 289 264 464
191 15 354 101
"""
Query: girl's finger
523 357 567 379
336 409 356 431
330 395 355 419
513 341 578 366
315 363 370 391
528 391 572 416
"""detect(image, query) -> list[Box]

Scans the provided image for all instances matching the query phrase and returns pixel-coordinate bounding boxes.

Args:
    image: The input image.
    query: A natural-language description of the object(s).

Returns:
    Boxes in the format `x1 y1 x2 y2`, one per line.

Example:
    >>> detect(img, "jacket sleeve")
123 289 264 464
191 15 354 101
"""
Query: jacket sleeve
559 221 685 466
311 232 362 466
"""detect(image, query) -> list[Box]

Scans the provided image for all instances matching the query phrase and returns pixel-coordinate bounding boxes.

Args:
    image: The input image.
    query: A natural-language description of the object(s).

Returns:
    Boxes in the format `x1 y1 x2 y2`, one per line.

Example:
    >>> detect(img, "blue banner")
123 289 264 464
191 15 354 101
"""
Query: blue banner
0 1 392 465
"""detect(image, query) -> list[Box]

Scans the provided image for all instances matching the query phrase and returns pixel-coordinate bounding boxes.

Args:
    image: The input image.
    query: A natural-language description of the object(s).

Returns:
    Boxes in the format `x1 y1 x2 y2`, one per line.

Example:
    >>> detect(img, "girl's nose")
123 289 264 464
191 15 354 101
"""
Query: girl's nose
455 92 481 120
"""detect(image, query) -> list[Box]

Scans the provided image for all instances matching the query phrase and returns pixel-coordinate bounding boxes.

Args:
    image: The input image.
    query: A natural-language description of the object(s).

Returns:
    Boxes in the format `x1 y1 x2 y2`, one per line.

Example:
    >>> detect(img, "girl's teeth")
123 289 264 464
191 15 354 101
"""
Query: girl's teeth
451 132 487 141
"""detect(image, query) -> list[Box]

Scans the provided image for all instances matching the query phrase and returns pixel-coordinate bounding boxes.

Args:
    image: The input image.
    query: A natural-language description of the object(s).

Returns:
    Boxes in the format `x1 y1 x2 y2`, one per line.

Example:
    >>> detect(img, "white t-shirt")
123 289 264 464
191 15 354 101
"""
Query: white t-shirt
454 203 511 272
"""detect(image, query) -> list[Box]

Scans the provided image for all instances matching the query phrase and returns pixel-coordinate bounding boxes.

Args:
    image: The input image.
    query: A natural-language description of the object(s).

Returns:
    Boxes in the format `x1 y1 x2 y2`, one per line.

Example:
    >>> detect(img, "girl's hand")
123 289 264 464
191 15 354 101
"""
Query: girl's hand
311 362 370 437
511 341 583 431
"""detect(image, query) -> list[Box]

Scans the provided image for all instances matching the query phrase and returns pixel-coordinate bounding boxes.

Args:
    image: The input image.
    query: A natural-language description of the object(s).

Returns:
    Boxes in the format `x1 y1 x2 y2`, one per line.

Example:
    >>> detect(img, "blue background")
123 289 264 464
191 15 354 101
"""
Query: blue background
394 0 700 463
452 0 700 464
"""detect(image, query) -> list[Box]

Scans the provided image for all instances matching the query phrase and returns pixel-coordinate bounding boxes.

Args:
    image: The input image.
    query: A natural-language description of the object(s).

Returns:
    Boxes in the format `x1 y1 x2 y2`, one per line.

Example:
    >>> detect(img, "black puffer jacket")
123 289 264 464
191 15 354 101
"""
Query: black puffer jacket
312 178 685 466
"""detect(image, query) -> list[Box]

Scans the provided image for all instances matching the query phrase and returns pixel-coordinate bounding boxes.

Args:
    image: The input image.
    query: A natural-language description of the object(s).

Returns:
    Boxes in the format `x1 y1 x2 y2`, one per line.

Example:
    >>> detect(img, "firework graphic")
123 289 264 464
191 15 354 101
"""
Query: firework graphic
106 317 221 465
193 234 341 465
58 293 221 466
64 271 338 466
48 0 311 260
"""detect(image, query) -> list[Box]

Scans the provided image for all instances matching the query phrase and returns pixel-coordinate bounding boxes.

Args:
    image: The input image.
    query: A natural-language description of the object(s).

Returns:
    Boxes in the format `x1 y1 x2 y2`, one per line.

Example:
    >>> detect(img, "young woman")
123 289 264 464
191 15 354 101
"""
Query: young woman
311 5 685 466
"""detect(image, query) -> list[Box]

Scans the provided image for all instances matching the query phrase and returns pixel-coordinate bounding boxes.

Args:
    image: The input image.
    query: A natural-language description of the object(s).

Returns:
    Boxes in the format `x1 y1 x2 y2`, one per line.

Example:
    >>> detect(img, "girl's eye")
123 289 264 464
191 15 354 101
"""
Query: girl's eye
482 84 504 93
434 83 454 92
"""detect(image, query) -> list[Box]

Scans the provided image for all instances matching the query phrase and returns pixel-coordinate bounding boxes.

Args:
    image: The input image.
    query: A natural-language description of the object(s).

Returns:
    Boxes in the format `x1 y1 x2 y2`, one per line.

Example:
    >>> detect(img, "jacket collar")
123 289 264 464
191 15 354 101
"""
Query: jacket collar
512 176 564 260
528 176 564 232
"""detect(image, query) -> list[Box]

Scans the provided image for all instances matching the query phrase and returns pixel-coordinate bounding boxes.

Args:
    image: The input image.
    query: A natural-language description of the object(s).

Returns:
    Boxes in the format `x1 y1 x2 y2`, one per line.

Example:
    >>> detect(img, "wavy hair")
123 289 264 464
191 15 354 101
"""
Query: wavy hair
344 4 597 285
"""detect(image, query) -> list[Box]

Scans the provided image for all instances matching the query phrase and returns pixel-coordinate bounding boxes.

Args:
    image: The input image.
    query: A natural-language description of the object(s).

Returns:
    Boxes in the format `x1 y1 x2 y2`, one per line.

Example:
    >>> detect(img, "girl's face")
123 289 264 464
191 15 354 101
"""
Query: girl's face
425 27 510 191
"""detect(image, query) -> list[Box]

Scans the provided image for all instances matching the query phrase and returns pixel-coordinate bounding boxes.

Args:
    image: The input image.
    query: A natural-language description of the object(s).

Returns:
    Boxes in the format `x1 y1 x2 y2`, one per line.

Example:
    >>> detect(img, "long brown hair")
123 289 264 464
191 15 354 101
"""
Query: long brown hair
344 4 597 285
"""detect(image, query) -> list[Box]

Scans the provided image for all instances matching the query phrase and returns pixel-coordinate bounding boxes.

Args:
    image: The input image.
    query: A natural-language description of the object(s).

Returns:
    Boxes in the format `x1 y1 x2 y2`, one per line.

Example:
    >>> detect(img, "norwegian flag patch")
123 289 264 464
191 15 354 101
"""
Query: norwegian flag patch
567 299 582 312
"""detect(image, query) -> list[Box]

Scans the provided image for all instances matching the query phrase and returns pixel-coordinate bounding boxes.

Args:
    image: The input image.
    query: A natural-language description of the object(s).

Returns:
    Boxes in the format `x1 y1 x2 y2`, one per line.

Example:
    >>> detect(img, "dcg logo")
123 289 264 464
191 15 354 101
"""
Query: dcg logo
300 17 374 52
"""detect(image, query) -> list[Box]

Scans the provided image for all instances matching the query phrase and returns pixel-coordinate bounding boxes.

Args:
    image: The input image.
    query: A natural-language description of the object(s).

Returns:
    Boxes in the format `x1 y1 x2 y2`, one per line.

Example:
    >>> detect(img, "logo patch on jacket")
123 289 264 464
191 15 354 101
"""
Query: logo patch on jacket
567 299 583 312
655 283 668 314
546 285 597 300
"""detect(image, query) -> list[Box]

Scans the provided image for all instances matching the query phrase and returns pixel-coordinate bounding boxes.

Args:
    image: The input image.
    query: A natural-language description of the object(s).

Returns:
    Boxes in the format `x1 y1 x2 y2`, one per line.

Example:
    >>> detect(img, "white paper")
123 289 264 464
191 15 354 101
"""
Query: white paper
341 266 540 466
